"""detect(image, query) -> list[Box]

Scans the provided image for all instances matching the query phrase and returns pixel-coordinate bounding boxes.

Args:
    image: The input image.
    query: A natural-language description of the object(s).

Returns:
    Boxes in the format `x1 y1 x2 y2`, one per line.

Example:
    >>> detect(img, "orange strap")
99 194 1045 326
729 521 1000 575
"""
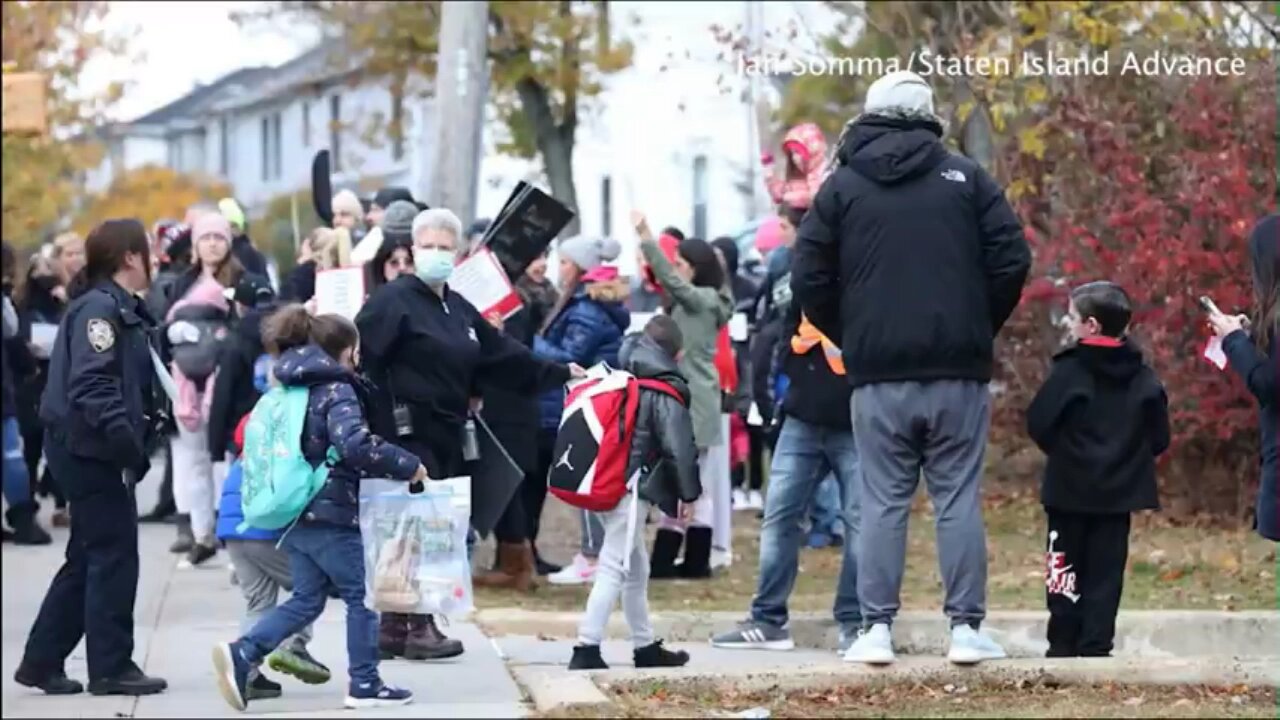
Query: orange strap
791 313 845 376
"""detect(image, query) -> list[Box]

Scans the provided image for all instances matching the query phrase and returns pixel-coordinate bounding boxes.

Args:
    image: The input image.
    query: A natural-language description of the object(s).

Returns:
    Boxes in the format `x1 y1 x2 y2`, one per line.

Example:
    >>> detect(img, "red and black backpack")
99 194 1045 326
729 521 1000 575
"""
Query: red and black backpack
547 368 684 512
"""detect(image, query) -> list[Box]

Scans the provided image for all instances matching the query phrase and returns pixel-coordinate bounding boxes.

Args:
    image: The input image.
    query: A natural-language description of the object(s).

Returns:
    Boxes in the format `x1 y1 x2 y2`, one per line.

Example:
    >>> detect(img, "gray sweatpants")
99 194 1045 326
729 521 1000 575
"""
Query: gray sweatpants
852 380 990 628
576 496 655 648
226 539 313 652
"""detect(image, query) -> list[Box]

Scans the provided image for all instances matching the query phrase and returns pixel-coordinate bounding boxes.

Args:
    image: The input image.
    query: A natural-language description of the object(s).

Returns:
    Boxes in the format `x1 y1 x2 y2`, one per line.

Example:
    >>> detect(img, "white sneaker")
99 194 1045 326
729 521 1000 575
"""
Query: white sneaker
547 554 597 585
947 624 1007 665
843 623 895 665
732 489 749 509
710 549 733 569
746 490 765 510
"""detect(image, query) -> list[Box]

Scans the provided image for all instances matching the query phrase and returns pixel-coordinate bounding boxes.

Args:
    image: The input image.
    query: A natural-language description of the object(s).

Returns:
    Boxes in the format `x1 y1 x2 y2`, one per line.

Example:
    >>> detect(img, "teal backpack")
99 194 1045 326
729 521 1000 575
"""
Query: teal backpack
239 385 335 532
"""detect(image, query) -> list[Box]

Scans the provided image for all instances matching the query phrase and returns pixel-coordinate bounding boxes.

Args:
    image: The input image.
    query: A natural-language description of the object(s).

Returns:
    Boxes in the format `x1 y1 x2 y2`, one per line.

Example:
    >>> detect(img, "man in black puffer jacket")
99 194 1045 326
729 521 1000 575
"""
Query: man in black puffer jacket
792 70 1031 666
207 274 277 463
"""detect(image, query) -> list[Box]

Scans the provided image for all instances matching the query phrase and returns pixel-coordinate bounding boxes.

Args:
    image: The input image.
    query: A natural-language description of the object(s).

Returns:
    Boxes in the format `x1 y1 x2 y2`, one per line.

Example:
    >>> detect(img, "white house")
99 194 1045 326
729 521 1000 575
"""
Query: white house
89 1 838 272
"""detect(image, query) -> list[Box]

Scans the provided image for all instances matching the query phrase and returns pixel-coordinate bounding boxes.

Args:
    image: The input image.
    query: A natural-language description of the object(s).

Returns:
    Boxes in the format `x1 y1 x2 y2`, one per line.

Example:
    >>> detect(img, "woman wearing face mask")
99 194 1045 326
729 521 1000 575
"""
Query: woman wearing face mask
356 208 584 662
633 211 734 580
14 251 71 529
164 213 243 567
16 219 169 697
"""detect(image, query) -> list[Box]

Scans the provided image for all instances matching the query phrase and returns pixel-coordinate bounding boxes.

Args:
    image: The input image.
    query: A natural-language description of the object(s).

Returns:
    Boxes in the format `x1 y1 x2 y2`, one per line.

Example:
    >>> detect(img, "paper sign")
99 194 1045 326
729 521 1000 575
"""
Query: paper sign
729 312 750 343
746 402 764 428
30 322 58 357
450 248 523 320
314 266 366 321
1203 337 1228 371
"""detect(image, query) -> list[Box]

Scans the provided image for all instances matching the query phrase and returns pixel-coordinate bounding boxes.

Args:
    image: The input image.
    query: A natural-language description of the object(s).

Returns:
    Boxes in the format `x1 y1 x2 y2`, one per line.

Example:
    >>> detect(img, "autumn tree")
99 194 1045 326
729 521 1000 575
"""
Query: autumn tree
239 1 635 235
73 165 232 236
1 1 126 247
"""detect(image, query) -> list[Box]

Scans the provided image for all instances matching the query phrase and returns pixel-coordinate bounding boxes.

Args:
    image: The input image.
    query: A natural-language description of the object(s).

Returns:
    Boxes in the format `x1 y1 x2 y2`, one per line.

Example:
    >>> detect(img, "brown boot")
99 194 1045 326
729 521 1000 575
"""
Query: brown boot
403 614 464 660
378 612 408 660
474 542 538 592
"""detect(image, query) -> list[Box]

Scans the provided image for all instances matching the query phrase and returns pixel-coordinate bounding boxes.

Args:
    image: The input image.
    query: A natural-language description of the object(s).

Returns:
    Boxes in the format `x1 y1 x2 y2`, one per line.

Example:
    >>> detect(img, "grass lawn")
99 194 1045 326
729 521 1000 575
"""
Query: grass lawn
536 678 1278 719
474 490 1278 613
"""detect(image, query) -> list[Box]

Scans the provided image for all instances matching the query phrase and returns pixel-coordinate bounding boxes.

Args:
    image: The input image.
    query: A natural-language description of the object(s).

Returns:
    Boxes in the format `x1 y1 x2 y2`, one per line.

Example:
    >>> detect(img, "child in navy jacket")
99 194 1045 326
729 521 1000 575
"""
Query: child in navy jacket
212 306 426 711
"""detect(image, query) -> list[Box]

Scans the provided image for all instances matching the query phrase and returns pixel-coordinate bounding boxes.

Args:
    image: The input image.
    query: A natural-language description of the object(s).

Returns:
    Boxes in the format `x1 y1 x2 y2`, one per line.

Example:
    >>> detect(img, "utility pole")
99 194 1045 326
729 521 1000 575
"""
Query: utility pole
743 0 763 219
430 1 489 224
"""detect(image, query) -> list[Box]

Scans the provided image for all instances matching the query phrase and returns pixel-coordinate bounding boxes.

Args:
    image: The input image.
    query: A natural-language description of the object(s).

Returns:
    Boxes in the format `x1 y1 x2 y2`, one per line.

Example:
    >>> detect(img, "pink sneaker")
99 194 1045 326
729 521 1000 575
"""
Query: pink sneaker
547 554 597 585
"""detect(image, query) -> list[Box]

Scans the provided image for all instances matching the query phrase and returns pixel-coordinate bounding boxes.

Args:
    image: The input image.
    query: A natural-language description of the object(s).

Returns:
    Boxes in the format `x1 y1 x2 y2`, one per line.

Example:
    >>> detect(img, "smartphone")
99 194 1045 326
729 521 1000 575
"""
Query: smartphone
1199 295 1223 316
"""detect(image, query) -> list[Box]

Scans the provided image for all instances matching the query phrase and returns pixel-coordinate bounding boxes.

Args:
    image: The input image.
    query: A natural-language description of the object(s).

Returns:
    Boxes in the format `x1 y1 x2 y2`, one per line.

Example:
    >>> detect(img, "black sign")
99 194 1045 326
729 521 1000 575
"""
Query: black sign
311 150 334 225
480 182 575 281
467 412 527 538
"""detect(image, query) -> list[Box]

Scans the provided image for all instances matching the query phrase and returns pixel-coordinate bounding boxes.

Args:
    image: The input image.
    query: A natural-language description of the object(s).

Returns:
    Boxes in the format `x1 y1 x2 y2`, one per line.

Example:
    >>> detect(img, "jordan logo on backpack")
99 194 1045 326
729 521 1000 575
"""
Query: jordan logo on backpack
547 367 683 512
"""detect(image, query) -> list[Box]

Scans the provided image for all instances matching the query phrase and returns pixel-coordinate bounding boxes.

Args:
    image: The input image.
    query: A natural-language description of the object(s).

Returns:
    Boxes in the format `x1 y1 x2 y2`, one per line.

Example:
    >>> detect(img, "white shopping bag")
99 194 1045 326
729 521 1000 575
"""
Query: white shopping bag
358 477 474 618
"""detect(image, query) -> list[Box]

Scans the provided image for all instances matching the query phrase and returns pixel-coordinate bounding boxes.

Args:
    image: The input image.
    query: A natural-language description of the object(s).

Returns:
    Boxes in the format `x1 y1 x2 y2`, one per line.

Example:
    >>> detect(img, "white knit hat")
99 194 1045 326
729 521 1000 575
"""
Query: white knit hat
864 70 935 117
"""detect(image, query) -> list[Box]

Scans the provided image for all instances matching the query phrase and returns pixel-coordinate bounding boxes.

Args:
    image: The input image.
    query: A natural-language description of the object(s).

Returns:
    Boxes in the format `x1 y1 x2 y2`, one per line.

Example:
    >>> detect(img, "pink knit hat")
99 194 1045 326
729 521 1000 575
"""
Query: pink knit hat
192 213 232 242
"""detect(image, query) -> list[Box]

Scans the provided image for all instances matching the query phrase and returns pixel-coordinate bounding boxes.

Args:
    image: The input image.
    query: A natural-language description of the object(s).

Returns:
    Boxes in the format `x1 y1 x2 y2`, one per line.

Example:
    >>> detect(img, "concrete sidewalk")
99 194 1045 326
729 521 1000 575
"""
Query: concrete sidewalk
2 471 527 718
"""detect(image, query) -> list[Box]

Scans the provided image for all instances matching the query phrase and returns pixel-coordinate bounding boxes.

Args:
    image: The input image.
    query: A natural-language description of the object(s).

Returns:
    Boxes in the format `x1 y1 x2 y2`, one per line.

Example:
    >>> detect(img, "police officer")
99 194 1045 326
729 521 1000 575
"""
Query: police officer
356 207 585 662
14 219 169 696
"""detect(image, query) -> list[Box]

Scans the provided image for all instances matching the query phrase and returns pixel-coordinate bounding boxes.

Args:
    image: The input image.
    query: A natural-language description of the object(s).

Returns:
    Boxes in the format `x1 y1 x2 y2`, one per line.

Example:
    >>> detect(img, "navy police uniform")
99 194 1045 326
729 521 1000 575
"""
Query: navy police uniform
17 280 167 695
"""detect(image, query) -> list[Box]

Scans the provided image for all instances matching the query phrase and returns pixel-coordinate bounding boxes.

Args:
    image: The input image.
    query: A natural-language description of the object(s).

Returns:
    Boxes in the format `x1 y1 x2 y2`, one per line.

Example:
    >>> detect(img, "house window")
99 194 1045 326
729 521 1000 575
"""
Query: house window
692 154 708 239
391 91 404 161
302 100 310 147
219 117 229 175
601 176 612 237
329 94 342 172
271 112 283 179
260 116 270 181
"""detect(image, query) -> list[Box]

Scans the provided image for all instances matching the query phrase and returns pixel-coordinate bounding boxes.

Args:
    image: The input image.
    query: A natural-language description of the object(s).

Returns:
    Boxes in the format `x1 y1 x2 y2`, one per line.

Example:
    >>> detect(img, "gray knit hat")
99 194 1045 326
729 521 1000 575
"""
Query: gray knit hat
558 235 621 272
381 200 419 243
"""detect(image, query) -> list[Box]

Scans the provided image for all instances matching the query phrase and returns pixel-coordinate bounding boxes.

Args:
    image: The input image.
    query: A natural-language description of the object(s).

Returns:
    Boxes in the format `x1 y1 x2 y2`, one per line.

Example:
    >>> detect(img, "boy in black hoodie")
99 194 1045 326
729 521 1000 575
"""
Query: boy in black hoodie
1026 281 1170 658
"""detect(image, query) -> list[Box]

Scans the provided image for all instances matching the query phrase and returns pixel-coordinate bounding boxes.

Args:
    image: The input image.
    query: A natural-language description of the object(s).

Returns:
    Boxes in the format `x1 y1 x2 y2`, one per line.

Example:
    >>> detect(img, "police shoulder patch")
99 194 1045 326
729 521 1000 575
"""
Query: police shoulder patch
87 318 116 353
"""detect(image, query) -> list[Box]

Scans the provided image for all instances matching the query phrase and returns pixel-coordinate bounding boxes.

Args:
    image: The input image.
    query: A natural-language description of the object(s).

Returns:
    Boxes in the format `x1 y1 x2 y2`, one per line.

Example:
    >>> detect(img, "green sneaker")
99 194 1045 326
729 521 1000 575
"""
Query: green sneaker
267 647 331 685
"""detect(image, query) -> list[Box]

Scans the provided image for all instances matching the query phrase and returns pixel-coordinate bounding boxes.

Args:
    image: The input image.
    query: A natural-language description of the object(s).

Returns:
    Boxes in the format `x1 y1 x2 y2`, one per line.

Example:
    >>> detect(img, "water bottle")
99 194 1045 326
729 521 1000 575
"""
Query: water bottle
462 418 480 461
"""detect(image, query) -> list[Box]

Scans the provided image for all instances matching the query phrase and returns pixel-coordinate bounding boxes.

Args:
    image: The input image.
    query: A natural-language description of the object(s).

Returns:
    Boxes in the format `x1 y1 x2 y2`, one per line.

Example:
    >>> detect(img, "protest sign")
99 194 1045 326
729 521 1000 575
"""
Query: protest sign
480 183 575 281
314 266 366 320
450 248 523 320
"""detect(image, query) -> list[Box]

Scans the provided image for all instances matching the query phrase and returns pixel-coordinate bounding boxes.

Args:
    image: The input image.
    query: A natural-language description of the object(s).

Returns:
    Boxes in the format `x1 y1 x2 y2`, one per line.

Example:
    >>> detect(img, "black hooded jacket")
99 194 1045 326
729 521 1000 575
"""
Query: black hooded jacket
618 333 702 516
791 115 1031 387
206 303 275 460
1027 339 1170 514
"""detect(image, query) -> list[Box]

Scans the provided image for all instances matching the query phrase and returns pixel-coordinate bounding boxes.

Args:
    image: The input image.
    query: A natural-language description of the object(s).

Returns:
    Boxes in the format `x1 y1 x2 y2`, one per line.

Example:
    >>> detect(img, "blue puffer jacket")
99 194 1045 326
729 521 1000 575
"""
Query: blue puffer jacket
274 344 421 529
534 278 631 429
216 460 278 542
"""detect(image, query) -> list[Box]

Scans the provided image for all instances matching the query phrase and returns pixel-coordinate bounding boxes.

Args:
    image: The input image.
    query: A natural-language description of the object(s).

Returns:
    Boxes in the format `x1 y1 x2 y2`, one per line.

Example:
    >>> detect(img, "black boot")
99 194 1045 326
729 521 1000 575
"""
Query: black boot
5 503 52 546
634 640 689 668
676 526 713 579
568 644 609 670
14 663 84 695
87 664 167 696
169 514 194 554
649 528 683 580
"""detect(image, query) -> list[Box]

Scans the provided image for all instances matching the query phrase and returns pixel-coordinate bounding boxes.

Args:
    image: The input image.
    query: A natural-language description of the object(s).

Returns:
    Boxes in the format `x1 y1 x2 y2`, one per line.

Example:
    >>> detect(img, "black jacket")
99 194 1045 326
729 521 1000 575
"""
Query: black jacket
282 261 317 303
356 274 571 478
40 281 159 478
780 302 853 430
791 115 1031 388
479 303 541 474
3 292 38 420
618 333 702 516
14 281 64 428
207 302 275 461
232 234 269 278
750 247 793 425
1026 339 1170 514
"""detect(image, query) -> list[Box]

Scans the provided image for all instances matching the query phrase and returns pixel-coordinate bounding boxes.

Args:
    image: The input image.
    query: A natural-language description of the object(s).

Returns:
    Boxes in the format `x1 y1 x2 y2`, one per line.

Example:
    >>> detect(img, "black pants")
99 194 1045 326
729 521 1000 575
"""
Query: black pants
497 430 556 545
21 422 65 509
1044 509 1130 657
23 439 139 680
732 424 766 491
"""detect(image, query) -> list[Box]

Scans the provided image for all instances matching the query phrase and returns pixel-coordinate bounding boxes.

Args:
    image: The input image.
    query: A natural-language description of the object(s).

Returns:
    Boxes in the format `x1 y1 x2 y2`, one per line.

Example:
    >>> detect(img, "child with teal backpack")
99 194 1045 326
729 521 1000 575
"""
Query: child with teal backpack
212 305 427 712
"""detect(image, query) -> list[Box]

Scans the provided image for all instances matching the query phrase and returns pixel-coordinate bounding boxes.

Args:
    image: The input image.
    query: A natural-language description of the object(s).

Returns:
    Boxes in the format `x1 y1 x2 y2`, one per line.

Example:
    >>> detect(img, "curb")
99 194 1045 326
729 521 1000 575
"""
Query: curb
476 609 1280 660
511 665 611 713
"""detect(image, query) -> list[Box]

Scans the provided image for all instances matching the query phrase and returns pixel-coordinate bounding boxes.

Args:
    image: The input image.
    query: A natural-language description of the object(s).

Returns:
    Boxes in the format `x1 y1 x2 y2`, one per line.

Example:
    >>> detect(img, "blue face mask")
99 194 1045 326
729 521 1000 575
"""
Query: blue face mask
413 247 454 285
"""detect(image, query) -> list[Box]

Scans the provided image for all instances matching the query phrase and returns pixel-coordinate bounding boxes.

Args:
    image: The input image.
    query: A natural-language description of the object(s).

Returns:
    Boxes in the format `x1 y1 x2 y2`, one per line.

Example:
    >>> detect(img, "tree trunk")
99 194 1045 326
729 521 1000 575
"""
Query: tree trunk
515 76 580 237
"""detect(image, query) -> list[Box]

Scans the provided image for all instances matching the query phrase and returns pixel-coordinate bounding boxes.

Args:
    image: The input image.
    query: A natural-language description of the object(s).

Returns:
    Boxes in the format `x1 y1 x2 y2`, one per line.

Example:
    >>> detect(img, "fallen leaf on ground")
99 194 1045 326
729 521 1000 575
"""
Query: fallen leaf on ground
1159 568 1186 581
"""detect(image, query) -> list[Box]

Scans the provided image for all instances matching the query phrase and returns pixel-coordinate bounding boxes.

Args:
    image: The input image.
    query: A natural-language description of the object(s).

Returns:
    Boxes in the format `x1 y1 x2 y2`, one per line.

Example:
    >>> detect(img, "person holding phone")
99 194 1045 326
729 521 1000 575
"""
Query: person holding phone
1209 214 1278 542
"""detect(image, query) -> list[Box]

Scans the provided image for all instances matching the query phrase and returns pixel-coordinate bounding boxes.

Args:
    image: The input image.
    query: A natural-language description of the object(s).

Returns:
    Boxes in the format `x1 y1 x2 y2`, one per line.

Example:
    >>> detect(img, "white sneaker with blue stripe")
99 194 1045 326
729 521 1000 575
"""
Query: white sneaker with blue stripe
709 620 795 651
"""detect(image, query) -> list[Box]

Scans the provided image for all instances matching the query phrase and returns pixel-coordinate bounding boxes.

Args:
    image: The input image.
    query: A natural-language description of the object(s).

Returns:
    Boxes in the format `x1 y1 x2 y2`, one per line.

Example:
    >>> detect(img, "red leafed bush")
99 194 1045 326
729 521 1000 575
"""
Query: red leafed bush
993 59 1273 518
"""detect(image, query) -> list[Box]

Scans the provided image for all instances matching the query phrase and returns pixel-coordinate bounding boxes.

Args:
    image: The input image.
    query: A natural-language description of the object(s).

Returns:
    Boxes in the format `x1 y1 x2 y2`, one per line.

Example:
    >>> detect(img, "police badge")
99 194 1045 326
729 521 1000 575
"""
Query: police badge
87 318 116 353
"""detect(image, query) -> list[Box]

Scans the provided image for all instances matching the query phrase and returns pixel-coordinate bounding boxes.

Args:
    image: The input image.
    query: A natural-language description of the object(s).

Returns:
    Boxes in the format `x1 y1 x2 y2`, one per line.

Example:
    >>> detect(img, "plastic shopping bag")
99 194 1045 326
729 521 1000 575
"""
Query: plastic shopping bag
358 477 474 618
